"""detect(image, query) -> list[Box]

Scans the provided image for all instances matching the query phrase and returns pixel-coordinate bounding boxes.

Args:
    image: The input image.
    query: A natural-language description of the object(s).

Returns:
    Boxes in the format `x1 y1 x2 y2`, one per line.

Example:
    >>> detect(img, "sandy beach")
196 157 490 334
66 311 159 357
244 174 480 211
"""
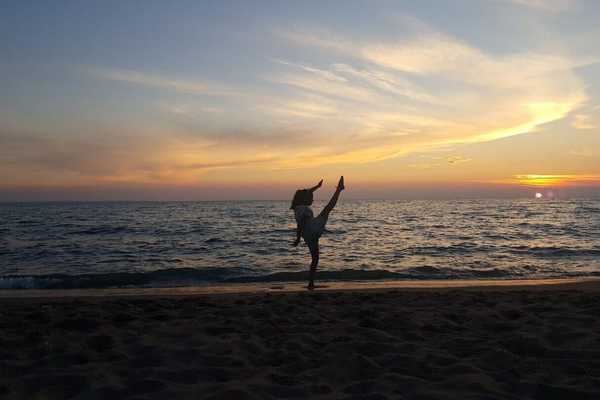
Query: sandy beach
2 279 600 399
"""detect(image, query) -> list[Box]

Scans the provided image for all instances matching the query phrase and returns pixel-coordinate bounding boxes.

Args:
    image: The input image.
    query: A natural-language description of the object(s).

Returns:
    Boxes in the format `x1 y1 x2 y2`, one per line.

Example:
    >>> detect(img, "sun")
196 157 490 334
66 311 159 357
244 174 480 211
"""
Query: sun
535 192 543 199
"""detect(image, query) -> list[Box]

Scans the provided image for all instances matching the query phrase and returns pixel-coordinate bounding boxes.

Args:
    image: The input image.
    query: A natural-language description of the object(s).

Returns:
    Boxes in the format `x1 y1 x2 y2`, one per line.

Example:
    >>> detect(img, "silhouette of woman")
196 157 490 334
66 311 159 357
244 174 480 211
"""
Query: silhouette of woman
291 176 345 290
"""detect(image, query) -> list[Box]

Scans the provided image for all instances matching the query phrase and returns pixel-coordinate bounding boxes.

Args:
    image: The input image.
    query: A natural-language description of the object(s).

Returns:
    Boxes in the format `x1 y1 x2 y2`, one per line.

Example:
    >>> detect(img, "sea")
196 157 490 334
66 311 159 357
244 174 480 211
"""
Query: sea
1 199 600 289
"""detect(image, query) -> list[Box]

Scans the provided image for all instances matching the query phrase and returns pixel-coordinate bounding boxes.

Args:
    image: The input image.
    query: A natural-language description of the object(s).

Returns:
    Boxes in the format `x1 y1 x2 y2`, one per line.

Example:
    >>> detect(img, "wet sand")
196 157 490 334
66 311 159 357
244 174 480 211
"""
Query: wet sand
2 279 600 399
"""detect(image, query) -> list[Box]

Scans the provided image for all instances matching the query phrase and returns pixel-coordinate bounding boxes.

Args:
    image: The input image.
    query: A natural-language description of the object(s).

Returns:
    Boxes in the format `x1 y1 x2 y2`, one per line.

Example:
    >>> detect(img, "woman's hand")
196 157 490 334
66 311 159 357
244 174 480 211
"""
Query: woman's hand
309 179 323 192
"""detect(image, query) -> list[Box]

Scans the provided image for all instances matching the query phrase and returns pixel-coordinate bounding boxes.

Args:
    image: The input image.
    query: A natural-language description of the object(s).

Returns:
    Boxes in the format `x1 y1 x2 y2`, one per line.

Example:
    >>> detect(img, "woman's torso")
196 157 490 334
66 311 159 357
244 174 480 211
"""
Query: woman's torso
294 205 314 223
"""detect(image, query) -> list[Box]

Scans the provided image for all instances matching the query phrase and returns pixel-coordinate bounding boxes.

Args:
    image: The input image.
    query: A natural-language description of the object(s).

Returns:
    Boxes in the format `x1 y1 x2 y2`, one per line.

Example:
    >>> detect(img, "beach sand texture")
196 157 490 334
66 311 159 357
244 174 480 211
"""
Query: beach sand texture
2 281 600 399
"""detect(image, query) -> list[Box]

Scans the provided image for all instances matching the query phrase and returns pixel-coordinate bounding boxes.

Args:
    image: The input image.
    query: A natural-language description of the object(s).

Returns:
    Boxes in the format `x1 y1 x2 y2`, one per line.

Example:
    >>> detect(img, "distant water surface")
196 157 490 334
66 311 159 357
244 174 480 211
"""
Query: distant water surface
1 200 599 288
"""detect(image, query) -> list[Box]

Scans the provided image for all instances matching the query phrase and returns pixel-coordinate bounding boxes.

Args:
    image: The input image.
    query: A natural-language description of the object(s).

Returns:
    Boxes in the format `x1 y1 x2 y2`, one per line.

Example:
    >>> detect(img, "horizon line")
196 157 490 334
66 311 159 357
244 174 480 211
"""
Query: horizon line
2 196 600 203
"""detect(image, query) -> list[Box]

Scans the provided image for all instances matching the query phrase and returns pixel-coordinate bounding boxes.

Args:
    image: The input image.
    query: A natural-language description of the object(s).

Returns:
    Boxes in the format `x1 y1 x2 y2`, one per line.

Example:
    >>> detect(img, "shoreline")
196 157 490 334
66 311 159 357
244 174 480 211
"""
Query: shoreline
1 277 599 299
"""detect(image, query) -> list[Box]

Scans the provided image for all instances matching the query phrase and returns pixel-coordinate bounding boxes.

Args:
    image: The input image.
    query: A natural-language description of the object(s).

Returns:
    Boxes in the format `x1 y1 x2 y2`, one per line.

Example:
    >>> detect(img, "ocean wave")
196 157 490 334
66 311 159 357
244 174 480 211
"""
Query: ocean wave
0 267 252 289
395 243 495 257
407 266 513 278
70 225 132 235
205 237 225 243
509 246 600 258
17 219 41 225
0 265 561 290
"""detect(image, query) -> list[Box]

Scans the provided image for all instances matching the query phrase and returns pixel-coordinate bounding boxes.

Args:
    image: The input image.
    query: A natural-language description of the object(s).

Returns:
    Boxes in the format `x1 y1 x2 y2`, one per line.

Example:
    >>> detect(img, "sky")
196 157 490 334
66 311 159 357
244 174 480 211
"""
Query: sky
1 0 600 200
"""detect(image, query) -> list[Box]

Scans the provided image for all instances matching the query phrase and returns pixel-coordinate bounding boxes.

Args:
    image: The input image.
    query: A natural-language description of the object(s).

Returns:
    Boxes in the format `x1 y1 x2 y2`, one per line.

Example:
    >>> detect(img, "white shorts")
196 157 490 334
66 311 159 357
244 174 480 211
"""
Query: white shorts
302 215 326 243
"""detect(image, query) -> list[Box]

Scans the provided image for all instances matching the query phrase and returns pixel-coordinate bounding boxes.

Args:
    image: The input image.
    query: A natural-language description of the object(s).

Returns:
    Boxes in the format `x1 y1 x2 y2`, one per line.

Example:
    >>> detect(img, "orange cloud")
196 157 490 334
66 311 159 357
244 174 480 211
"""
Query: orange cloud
513 174 600 186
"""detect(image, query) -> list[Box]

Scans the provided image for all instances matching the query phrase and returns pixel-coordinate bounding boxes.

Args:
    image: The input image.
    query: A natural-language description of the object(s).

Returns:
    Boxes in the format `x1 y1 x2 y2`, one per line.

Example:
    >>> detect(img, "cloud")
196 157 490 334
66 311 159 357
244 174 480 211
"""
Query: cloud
331 63 437 103
0 129 146 184
77 22 592 175
0 125 292 186
504 0 577 12
568 149 594 157
446 156 472 164
270 69 377 103
359 36 589 90
159 103 224 117
572 113 595 130
408 162 441 169
406 154 471 169
256 98 339 120
283 29 593 89
88 67 240 97
514 174 600 186
175 157 279 171
5 16 596 189
273 23 589 162
274 59 348 82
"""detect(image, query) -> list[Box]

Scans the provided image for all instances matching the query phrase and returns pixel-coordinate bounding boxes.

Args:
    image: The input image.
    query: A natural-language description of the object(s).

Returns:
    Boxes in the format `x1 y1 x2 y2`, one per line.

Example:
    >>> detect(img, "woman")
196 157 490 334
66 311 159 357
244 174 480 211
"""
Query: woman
290 176 345 290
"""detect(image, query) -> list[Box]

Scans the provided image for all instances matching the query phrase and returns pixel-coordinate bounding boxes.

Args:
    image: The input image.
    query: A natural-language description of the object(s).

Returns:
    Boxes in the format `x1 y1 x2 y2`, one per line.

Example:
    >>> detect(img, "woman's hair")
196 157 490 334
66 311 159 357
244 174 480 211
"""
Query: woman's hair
290 189 313 209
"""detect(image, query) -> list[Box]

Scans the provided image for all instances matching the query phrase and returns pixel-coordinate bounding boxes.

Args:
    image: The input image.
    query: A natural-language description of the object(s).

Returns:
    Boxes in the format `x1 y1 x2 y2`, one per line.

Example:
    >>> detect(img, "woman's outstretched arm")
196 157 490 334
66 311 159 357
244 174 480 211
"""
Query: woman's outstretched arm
308 179 323 193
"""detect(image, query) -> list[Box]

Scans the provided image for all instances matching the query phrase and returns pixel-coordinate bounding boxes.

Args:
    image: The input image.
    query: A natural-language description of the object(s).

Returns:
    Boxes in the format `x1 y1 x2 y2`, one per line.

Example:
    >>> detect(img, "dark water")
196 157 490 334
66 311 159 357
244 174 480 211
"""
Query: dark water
1 200 600 289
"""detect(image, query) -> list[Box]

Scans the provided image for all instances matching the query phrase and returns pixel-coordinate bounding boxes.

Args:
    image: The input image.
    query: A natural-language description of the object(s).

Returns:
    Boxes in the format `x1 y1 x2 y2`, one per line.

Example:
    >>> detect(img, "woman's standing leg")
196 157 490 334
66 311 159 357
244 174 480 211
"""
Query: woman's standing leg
307 239 319 290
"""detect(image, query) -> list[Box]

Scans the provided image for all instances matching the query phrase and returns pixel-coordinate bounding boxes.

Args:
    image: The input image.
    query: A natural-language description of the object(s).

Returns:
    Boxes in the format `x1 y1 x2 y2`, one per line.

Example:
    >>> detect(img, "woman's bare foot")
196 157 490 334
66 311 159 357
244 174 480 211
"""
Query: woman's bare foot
337 176 345 191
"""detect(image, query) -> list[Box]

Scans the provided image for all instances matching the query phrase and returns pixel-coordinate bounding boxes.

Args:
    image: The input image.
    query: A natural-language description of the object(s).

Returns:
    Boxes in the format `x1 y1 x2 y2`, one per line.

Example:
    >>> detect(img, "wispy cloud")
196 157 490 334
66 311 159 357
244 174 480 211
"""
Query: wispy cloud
274 22 589 163
78 23 593 175
407 154 471 169
572 113 595 130
331 63 437 103
269 69 377 103
159 103 224 116
446 156 472 164
282 29 593 89
568 149 594 157
0 125 285 186
504 0 577 12
408 162 441 169
256 97 339 120
31 22 593 183
88 67 240 97
0 128 163 185
175 157 279 171
274 59 348 82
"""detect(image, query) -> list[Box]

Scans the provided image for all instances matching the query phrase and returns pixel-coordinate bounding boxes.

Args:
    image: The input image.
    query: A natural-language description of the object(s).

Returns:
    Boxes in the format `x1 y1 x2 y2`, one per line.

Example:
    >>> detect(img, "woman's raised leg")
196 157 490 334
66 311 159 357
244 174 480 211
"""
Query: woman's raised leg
318 176 345 220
